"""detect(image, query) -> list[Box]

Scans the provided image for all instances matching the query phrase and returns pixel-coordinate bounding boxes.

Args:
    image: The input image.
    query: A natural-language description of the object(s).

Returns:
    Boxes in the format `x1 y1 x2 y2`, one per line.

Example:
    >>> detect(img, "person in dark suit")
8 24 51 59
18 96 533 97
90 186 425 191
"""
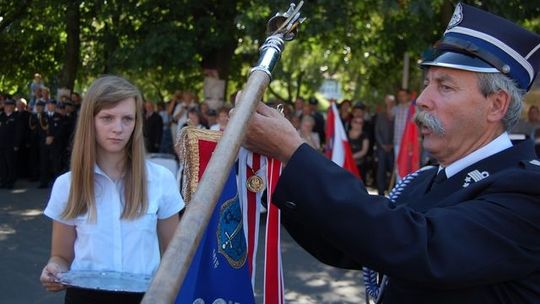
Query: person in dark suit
28 100 46 181
38 99 65 188
243 3 540 303
143 100 163 153
0 98 24 188
61 100 78 171
14 98 33 180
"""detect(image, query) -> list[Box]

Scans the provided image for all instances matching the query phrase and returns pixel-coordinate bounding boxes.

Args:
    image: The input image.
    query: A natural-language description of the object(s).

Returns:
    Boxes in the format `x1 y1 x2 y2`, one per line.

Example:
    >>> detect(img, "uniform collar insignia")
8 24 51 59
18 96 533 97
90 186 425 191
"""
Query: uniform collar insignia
462 169 489 188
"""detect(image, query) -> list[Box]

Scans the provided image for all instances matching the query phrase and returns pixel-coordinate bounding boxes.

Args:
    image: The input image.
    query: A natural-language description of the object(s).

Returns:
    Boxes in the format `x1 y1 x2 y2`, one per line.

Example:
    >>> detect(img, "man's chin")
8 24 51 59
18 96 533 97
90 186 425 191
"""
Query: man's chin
422 138 438 155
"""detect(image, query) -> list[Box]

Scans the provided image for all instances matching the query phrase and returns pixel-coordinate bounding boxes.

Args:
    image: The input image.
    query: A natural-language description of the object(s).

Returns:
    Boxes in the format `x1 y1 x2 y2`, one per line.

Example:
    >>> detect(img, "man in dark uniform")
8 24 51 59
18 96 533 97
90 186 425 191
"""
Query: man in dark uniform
143 100 163 153
244 3 540 303
37 99 65 188
15 98 33 179
29 100 46 181
61 100 77 171
0 98 24 188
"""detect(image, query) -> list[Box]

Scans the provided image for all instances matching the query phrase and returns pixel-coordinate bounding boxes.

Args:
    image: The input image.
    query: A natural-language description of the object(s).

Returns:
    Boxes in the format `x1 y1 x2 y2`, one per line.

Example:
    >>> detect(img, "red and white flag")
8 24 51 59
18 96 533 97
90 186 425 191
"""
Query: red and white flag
396 103 420 179
325 102 360 178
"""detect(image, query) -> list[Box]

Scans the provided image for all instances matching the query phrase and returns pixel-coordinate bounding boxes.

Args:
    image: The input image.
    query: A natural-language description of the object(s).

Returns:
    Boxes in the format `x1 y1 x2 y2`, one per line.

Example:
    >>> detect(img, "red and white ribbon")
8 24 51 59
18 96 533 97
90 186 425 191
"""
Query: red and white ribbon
238 148 284 304
264 157 284 304
239 148 265 287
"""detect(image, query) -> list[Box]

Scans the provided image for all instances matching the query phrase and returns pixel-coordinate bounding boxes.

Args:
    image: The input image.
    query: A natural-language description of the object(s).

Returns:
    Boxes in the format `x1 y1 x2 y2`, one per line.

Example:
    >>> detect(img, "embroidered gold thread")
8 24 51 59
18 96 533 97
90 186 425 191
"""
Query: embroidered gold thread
175 127 222 204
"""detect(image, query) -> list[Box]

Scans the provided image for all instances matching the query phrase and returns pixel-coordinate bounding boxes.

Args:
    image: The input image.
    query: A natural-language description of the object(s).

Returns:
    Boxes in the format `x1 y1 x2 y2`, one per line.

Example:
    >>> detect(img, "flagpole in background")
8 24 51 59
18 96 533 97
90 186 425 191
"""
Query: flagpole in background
142 3 305 303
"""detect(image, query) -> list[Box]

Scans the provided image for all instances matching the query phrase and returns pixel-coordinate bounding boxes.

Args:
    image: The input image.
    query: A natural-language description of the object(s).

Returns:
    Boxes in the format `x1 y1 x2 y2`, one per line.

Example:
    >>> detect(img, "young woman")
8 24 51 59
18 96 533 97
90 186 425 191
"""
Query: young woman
39 75 184 303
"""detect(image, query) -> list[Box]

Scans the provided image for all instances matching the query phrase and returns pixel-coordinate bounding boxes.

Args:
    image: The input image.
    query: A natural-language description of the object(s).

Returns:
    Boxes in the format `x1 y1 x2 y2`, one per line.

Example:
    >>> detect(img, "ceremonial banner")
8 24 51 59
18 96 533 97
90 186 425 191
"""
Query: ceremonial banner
175 128 255 304
396 103 420 179
325 102 360 178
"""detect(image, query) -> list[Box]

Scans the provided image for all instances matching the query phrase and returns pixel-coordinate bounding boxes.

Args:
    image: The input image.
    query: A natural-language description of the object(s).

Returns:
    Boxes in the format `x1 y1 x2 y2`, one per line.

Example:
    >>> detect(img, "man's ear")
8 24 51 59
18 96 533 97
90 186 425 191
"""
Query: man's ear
487 90 510 123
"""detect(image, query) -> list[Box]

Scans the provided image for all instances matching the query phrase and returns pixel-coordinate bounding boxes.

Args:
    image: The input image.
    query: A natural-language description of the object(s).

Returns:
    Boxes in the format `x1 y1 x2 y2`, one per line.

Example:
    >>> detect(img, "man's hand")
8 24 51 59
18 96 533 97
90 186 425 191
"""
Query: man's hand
244 102 304 164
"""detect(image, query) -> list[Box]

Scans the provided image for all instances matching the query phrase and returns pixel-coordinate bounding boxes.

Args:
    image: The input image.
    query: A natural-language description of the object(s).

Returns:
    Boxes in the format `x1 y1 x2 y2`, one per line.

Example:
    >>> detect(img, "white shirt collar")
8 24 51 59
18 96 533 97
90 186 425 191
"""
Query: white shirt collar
93 163 154 182
440 132 513 178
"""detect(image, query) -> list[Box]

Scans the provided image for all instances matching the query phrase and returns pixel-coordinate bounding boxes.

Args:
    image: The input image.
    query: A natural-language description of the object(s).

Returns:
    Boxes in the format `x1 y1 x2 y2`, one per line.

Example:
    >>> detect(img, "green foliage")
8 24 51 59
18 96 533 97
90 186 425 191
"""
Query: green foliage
0 0 538 106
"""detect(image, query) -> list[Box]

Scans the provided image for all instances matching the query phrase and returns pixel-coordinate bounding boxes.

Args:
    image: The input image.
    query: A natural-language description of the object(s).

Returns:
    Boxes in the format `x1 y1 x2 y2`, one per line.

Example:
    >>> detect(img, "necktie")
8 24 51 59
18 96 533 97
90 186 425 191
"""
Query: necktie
430 168 447 191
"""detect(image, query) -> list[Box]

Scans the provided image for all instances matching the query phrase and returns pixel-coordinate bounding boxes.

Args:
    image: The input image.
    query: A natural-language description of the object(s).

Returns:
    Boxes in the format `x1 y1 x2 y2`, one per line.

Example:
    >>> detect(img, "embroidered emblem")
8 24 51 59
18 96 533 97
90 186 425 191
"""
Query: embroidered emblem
462 170 489 187
530 160 540 166
447 3 463 30
217 194 247 269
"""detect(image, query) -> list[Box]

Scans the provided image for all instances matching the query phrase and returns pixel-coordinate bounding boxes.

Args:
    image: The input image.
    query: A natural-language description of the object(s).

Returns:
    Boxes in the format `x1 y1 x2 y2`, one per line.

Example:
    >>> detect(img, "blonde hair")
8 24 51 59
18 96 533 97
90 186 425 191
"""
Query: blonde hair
62 75 148 220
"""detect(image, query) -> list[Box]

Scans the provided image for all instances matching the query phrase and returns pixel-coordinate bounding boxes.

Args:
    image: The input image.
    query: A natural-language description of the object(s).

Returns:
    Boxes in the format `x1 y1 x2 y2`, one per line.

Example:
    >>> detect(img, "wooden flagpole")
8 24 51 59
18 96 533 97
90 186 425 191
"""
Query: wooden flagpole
141 3 305 303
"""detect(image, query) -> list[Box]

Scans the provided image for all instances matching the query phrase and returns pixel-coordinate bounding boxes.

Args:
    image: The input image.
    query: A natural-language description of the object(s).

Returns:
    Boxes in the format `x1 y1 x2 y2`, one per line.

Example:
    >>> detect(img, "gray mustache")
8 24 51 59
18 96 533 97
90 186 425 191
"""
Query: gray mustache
414 110 445 135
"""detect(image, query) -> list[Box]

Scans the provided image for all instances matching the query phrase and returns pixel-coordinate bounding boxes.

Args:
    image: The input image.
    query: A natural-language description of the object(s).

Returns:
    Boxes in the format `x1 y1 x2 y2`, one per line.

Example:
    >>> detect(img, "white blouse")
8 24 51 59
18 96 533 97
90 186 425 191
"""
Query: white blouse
44 161 184 276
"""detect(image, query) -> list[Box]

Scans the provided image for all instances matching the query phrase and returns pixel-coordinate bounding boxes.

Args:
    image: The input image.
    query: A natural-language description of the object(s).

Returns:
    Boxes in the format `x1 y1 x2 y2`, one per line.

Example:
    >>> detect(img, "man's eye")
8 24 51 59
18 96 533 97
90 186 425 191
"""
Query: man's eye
440 84 453 92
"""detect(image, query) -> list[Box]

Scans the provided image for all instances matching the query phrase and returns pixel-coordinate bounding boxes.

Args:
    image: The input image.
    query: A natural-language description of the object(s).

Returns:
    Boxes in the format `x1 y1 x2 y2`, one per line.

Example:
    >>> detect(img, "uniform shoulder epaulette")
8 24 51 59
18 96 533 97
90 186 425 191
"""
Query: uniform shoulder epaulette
520 159 540 171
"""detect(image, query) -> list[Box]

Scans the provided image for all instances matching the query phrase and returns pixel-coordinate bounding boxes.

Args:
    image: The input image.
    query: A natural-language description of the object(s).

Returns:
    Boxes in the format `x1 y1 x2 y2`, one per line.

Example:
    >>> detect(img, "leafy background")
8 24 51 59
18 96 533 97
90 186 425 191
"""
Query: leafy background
1 0 539 106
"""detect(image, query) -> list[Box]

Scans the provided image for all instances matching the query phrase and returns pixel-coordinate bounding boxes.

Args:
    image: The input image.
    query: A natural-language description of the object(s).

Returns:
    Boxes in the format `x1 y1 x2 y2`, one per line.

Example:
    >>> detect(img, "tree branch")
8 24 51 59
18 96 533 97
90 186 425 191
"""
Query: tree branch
267 84 287 102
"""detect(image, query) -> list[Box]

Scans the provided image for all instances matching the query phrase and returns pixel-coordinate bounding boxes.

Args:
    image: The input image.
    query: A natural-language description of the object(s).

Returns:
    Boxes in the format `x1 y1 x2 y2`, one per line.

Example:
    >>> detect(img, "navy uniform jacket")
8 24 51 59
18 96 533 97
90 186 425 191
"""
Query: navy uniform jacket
38 112 65 147
272 142 540 303
0 111 24 150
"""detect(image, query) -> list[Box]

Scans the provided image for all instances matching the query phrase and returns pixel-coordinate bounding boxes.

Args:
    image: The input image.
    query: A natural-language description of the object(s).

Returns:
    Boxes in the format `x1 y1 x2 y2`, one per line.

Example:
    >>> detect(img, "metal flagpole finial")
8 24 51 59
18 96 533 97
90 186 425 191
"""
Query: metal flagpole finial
251 1 306 78
267 1 306 41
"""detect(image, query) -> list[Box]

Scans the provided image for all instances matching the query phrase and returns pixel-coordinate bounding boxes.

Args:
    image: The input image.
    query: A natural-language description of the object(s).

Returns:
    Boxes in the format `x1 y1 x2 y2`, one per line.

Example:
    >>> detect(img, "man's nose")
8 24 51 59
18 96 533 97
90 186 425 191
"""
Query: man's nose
415 87 432 111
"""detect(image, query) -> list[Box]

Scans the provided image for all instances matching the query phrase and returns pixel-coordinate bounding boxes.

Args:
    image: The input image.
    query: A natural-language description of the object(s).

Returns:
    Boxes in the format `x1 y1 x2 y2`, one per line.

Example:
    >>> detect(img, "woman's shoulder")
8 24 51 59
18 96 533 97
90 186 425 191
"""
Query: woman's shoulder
145 159 176 180
52 171 73 189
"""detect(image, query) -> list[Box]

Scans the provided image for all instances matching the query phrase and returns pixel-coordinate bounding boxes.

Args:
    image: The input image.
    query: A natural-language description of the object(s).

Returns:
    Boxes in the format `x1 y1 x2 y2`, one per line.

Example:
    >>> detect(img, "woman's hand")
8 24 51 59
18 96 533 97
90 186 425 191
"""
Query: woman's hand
42 221 75 292
40 261 68 292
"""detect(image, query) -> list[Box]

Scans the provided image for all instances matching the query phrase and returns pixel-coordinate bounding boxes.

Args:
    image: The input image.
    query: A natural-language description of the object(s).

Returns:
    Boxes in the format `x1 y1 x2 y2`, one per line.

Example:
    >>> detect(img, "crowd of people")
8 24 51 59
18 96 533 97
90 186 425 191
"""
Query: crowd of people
2 72 538 193
0 77 80 189
0 77 233 190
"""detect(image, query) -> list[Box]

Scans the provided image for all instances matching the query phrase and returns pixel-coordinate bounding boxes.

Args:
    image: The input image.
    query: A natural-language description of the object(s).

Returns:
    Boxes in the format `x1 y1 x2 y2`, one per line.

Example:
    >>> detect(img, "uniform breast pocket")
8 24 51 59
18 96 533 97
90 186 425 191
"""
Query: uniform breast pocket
124 205 158 234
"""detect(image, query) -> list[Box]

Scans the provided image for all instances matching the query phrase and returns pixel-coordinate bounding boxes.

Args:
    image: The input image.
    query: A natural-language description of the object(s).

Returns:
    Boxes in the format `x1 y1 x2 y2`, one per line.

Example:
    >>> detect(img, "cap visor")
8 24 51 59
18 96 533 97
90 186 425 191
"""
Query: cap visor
421 52 499 73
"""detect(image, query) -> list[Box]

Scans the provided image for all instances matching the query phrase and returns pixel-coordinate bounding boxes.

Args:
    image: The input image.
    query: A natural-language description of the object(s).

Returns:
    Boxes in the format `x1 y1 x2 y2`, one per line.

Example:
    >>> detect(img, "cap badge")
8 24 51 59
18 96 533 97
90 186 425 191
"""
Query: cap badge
447 3 463 30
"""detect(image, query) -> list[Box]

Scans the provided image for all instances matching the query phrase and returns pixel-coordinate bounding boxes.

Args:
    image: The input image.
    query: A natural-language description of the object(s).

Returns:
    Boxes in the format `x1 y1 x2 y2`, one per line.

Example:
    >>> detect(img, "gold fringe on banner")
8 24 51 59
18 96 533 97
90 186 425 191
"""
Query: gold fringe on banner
175 127 223 204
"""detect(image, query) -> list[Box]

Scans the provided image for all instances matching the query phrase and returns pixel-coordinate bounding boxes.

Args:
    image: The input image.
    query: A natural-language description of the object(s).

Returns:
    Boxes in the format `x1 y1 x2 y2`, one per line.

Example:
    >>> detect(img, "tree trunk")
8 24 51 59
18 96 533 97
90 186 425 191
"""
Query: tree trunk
59 0 80 91
295 72 303 101
198 1 239 105
103 1 121 74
